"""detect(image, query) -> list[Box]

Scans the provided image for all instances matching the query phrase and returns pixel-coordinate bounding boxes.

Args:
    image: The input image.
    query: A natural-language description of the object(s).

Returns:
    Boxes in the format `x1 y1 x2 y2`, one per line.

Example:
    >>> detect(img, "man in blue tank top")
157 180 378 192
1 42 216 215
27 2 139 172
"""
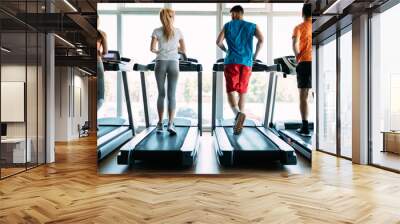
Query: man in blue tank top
216 5 264 135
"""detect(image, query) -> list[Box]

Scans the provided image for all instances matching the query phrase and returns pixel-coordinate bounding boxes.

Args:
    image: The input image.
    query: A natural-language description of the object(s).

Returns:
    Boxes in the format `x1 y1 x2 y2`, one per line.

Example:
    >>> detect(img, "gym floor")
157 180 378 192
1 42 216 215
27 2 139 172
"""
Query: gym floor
98 132 311 175
0 136 399 223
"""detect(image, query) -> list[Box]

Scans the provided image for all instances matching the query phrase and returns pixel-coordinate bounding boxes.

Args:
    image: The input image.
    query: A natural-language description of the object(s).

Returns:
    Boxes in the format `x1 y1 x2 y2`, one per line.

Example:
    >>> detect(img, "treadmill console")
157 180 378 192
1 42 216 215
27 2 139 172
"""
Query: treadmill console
135 52 202 72
274 56 297 77
213 58 281 72
103 50 132 72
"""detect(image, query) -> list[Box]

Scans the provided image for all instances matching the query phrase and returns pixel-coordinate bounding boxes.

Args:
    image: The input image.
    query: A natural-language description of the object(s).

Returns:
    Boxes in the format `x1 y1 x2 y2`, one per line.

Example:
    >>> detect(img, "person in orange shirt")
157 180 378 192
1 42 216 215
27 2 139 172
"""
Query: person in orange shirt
292 3 312 136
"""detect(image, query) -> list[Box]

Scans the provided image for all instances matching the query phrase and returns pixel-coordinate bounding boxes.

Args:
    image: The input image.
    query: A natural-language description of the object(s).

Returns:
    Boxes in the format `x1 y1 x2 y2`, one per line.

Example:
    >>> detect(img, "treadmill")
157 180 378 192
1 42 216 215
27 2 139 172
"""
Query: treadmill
117 54 203 167
97 51 135 161
271 56 314 160
211 58 297 166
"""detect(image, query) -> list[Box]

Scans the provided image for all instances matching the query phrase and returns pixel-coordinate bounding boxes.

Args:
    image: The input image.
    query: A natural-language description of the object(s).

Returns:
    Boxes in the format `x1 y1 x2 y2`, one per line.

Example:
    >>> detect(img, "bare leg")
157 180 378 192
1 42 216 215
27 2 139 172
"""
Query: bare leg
238 93 246 113
227 92 240 115
299 88 309 122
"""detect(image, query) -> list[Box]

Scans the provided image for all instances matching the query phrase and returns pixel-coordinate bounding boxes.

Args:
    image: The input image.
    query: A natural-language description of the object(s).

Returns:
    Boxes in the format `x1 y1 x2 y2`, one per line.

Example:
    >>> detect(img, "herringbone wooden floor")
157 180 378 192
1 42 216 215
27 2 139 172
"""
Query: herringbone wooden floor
1 136 400 223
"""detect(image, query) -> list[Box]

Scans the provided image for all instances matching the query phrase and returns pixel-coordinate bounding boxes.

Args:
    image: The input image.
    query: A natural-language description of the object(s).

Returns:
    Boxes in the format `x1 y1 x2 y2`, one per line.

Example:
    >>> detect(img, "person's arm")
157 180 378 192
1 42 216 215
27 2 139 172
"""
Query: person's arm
292 28 300 59
150 36 159 54
100 31 108 56
216 28 227 53
253 25 264 60
178 38 186 55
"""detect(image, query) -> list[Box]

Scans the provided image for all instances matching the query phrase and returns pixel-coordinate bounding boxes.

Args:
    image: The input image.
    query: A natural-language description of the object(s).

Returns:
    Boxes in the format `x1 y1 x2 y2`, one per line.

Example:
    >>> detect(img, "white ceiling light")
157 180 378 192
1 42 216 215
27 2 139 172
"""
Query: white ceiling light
63 0 78 12
54 34 75 48
1 47 11 53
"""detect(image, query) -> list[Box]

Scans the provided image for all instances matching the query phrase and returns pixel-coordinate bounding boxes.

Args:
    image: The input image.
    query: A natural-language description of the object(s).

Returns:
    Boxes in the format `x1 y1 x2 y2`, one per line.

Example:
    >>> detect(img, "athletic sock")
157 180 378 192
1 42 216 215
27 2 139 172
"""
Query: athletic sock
302 120 309 129
231 106 240 116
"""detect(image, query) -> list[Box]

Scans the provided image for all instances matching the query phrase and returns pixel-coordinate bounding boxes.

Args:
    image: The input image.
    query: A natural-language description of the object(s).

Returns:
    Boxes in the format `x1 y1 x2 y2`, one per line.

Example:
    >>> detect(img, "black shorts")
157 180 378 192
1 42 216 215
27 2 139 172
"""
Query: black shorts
296 61 312 89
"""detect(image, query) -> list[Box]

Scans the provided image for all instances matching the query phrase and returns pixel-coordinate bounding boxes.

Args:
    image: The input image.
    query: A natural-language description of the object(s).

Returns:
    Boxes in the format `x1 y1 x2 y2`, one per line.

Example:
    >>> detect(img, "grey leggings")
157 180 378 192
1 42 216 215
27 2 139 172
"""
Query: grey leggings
155 60 179 113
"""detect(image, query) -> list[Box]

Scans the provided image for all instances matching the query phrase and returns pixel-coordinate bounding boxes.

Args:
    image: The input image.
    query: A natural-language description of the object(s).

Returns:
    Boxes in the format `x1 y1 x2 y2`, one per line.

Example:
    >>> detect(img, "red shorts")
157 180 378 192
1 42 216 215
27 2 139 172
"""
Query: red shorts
224 64 252 94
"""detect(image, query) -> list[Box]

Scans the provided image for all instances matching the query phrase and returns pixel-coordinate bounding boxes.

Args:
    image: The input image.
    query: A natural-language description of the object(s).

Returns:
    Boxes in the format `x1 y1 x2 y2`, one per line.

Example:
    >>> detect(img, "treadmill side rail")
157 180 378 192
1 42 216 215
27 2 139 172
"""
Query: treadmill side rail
117 127 155 165
256 127 297 165
214 127 234 166
180 127 200 166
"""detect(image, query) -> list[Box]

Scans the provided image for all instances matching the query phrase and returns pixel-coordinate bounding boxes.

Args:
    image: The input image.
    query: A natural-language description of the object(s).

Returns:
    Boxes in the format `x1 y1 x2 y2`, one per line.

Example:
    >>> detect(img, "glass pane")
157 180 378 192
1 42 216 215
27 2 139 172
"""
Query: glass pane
121 15 160 124
98 15 117 51
27 31 38 169
222 16 268 121
272 3 303 12
172 3 216 11
38 33 46 165
340 30 352 158
225 3 267 9
272 16 303 59
97 3 118 10
98 14 118 119
174 15 216 126
97 72 118 119
124 3 164 8
318 38 337 154
1 32 27 177
371 3 400 171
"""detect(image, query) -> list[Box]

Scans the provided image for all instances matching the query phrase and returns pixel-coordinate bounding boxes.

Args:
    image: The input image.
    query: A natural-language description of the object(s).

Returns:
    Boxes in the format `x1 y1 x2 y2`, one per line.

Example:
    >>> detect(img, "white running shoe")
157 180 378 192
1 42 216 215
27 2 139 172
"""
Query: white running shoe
156 122 163 133
167 122 177 135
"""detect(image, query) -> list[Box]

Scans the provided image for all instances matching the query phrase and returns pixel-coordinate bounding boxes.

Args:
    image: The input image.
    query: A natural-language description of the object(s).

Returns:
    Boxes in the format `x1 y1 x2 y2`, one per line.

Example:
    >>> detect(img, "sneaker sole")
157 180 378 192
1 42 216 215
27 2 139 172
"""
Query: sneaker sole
234 113 246 135
168 129 177 135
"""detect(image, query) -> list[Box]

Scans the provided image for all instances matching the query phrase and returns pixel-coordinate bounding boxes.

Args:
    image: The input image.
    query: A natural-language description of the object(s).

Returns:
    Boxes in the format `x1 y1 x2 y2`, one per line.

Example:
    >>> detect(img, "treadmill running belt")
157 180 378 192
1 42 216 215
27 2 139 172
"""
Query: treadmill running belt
282 129 313 146
135 126 190 151
223 127 279 151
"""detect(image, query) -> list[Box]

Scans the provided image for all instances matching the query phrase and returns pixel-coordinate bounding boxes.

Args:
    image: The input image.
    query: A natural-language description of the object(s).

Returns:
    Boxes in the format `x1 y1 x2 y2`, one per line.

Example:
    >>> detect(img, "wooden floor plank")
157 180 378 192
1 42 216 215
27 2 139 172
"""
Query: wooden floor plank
0 136 399 223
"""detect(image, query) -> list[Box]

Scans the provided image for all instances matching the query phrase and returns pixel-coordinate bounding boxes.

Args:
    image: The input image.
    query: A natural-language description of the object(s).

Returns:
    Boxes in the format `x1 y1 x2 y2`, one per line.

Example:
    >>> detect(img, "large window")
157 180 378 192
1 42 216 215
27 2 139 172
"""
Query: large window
317 37 337 154
0 3 46 179
97 15 118 119
272 15 310 123
371 3 400 171
98 3 303 128
339 29 352 158
120 12 216 126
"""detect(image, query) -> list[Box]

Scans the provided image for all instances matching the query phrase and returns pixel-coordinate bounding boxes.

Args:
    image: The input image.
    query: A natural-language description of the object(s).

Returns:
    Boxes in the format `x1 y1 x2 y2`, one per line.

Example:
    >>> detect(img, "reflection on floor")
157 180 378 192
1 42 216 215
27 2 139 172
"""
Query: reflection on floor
373 151 400 171
0 167 26 178
98 132 311 175
0 162 41 179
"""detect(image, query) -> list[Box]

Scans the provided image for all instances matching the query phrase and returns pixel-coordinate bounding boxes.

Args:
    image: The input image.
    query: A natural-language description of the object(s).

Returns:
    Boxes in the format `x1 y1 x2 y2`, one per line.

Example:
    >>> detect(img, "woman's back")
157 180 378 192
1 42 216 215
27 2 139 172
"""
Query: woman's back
152 27 182 61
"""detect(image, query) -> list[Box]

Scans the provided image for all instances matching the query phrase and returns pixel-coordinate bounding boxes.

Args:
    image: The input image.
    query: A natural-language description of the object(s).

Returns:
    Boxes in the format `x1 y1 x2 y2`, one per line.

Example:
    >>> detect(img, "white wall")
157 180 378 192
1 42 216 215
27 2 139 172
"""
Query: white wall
54 66 89 141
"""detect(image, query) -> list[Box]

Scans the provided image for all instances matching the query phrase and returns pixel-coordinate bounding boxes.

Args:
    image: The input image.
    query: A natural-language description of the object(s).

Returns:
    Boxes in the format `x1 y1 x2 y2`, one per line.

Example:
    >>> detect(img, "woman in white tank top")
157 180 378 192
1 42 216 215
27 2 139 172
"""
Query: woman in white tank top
150 8 186 135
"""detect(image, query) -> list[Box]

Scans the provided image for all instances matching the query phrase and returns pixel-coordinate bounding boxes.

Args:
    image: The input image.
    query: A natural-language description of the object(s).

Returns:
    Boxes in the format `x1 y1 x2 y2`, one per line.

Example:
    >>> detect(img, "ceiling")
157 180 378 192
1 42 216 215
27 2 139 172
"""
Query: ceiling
312 0 392 44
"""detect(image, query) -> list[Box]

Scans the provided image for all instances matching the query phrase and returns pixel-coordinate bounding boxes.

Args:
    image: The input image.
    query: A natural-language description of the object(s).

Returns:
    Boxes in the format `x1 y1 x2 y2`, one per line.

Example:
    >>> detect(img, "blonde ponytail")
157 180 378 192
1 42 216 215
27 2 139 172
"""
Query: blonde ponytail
159 8 175 40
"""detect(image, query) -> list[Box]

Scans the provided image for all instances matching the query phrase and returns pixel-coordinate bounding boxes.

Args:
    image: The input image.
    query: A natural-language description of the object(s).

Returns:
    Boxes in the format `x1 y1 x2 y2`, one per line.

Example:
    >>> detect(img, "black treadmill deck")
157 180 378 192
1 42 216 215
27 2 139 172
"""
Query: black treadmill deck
223 127 279 151
279 129 313 160
130 123 197 166
134 126 190 151
214 120 297 166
